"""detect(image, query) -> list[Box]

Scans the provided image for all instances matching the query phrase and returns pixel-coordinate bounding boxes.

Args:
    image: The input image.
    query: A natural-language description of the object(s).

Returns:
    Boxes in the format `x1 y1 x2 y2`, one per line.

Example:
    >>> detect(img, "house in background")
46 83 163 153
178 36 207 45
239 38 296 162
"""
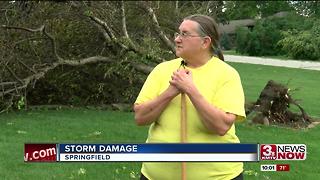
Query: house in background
219 19 255 35
218 11 289 50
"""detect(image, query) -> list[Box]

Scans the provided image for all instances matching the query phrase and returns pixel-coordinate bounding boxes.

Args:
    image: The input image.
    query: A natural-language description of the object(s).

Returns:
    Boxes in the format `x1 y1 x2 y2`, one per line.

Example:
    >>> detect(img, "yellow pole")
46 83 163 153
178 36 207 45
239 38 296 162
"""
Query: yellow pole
181 93 187 180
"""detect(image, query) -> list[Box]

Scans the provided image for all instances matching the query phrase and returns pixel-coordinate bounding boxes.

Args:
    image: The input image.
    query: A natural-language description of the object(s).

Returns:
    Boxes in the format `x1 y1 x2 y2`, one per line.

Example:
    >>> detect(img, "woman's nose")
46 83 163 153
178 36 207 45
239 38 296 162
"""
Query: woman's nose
174 36 181 43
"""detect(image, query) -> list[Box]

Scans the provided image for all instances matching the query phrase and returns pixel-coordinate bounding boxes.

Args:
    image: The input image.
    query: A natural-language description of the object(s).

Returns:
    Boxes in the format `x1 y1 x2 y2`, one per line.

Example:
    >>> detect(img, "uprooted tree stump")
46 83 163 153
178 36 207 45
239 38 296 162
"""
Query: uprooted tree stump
246 80 313 128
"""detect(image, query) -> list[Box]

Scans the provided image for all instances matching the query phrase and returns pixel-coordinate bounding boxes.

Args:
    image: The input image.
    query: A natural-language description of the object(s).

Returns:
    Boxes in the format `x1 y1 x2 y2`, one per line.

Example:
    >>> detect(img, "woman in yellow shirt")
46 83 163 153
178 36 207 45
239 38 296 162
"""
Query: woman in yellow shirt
134 14 246 180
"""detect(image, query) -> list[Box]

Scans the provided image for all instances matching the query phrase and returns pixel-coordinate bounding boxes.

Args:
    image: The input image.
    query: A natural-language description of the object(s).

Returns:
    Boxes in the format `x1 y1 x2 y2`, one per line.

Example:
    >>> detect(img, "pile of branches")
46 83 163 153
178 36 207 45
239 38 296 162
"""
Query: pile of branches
246 80 312 128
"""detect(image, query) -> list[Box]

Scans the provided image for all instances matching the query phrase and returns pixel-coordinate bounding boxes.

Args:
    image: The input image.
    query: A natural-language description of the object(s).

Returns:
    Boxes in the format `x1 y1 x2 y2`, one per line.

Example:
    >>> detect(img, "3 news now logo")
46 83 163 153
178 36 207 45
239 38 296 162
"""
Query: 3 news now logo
260 144 306 160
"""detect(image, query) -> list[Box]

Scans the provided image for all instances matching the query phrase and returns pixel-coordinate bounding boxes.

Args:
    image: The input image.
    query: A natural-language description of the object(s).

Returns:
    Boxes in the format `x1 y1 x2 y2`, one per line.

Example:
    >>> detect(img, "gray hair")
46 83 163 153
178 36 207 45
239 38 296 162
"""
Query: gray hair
184 14 224 61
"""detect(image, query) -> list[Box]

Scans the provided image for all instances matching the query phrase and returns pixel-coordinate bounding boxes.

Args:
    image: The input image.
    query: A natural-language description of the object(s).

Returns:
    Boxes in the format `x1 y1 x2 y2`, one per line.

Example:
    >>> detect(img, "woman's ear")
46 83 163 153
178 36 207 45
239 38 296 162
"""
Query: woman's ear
202 36 212 49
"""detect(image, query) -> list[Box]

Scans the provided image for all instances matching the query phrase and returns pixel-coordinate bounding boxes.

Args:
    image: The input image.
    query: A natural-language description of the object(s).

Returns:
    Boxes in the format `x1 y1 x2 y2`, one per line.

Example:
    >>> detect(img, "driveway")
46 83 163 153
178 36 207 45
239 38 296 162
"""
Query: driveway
225 55 320 71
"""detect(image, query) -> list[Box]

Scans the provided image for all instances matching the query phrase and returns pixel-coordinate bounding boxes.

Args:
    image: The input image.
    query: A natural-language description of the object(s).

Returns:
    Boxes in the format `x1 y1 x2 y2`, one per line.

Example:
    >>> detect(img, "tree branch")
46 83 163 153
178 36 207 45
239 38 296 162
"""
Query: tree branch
42 26 63 61
0 56 153 99
0 82 17 86
2 25 44 33
12 37 46 47
175 1 179 13
4 64 24 84
2 25 63 62
131 63 153 74
87 15 117 41
121 1 129 39
139 1 176 54
0 56 113 98
87 14 164 63
60 56 112 66
16 58 37 74
121 0 137 50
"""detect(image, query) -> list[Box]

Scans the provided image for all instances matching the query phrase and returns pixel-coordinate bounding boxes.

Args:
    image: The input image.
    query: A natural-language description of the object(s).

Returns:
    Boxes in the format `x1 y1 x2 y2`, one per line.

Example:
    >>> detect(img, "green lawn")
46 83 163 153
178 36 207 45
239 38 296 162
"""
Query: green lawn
1 62 320 179
0 109 146 179
231 62 320 118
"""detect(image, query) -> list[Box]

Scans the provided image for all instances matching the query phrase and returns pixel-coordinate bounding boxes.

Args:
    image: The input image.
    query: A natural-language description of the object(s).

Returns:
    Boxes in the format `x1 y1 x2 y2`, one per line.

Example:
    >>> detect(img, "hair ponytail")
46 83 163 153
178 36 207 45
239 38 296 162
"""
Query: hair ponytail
216 48 224 61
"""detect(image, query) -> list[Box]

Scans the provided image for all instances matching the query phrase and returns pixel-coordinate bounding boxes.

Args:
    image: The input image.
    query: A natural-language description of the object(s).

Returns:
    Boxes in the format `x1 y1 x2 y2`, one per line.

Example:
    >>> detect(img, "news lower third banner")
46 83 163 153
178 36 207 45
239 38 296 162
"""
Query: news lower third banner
24 143 259 162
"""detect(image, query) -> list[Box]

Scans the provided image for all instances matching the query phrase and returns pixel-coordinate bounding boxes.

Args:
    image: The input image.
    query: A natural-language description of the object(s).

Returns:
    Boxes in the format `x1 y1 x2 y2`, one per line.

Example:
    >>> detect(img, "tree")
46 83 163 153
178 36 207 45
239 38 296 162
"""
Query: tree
223 1 259 20
223 1 293 20
257 1 294 18
290 1 320 17
0 1 226 112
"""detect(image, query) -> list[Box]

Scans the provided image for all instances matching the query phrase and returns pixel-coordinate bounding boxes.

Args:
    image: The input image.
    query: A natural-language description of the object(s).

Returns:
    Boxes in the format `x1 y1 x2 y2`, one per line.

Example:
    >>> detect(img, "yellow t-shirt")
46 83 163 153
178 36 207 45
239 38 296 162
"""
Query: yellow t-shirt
135 57 246 180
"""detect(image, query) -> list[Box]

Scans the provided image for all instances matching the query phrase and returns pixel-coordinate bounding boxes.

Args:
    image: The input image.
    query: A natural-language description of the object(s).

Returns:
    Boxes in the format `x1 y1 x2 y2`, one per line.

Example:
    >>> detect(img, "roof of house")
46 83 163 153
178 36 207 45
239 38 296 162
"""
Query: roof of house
218 19 256 34
218 11 289 34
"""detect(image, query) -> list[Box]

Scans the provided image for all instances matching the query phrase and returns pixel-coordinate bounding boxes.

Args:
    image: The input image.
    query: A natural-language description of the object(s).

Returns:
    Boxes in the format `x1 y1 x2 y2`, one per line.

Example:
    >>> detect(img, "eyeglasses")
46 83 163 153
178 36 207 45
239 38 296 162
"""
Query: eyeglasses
174 32 203 39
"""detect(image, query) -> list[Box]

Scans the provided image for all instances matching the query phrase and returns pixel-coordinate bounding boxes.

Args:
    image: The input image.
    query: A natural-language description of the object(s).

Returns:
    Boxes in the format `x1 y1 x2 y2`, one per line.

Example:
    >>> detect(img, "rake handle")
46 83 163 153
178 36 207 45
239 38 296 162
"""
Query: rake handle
181 93 187 180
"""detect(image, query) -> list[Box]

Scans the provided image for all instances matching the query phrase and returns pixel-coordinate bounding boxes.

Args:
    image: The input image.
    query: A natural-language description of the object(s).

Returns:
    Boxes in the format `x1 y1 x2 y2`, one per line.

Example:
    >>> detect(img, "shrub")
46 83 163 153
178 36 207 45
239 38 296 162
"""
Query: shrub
235 27 250 54
235 19 282 56
278 20 320 61
235 15 320 60
220 32 232 50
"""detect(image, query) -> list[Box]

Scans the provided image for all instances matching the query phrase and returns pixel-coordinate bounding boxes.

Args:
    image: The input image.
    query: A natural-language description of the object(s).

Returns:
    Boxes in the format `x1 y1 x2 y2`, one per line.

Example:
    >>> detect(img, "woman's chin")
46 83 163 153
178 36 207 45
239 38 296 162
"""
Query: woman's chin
175 50 183 58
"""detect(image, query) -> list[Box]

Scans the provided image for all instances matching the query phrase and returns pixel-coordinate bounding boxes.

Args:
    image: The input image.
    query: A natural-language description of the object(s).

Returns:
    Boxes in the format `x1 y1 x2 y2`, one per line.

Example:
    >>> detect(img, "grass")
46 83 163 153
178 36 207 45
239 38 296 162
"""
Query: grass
1 62 320 179
237 123 320 180
0 109 147 179
230 62 320 118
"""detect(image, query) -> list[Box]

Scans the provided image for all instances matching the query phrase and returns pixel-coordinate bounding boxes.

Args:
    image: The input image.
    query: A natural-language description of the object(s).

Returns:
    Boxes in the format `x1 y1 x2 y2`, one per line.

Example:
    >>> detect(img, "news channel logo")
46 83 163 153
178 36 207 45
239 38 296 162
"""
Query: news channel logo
260 144 306 160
